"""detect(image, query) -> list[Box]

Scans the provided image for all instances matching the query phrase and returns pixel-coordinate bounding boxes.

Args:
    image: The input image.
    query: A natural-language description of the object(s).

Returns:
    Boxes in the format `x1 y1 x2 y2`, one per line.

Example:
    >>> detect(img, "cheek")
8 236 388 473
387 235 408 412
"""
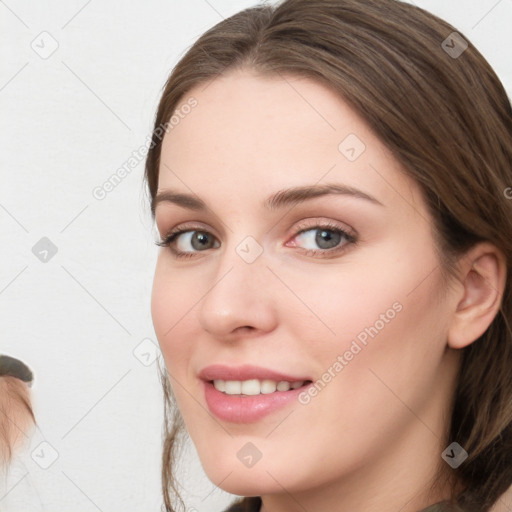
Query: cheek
281 239 447 409
297 237 442 343
151 258 216 428
320 259 446 415
150 261 194 375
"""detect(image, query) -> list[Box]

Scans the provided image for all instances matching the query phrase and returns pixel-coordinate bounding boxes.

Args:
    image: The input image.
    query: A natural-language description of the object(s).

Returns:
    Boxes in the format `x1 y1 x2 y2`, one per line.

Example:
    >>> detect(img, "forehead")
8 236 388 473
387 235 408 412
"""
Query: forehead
163 68 360 161
157 68 426 216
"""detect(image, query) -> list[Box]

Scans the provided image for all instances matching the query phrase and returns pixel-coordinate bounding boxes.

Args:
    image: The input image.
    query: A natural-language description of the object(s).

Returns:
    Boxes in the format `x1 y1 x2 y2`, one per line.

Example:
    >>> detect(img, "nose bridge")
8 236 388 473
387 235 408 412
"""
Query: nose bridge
197 234 276 336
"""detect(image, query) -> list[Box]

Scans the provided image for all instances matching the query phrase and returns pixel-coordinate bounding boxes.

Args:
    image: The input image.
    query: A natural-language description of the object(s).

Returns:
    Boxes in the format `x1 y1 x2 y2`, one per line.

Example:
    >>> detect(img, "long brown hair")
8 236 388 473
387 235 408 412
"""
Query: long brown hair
144 0 512 510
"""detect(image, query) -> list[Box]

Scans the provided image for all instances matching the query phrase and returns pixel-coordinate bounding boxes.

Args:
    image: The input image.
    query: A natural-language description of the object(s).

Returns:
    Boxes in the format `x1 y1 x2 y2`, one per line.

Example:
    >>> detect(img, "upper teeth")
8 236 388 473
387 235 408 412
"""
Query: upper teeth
213 379 305 395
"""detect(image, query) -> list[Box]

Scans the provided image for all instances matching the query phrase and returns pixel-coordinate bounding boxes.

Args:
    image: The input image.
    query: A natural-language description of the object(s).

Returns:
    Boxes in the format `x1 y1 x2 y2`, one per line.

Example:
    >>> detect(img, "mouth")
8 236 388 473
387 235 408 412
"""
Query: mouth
199 364 315 423
208 378 313 396
202 378 315 423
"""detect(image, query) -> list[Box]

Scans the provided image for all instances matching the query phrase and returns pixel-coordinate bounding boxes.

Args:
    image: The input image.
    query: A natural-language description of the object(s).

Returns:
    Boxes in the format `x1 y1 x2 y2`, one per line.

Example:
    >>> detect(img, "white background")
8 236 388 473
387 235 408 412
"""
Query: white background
1 0 511 511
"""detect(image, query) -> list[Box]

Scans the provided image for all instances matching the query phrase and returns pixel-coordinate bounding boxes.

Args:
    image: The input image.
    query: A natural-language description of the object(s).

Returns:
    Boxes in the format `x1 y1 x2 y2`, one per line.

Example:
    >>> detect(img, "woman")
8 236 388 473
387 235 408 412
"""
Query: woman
144 0 512 510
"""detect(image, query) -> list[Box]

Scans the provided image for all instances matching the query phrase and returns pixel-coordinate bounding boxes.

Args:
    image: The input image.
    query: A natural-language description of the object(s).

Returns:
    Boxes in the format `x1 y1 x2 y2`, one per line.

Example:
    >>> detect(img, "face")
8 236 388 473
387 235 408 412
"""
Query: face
151 69 460 498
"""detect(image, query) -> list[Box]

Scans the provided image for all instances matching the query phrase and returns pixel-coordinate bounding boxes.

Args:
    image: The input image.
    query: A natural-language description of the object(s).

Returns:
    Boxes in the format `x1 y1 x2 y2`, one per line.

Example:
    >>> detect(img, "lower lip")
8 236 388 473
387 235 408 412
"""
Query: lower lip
203 380 311 423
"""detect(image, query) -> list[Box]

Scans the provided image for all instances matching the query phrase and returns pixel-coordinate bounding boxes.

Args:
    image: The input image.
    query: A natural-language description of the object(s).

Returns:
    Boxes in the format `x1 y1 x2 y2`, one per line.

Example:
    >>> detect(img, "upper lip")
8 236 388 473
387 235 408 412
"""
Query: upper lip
199 364 312 383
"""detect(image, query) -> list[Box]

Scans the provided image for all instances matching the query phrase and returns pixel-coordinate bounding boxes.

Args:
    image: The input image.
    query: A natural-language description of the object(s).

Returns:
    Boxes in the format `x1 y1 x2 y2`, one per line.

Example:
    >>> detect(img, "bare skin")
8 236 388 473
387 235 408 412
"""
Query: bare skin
151 68 506 512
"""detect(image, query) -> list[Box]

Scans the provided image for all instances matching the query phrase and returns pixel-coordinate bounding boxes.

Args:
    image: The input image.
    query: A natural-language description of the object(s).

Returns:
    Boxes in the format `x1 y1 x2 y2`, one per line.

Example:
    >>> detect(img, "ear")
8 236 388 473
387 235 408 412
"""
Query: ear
447 242 507 349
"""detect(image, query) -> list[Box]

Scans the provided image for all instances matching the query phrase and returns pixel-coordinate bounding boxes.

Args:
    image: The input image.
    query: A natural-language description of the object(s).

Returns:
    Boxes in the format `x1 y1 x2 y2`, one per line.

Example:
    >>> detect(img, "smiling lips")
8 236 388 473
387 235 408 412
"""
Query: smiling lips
198 363 312 383
199 364 314 423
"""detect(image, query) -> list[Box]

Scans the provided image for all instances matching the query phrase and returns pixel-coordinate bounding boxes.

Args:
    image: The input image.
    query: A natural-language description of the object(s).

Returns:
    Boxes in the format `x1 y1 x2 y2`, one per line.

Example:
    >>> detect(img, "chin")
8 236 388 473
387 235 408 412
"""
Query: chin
196 445 302 497
204 467 284 496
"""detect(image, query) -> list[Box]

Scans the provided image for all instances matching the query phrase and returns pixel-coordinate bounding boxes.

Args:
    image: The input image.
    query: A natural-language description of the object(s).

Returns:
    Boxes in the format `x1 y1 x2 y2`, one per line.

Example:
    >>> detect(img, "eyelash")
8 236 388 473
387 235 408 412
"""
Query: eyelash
155 220 358 260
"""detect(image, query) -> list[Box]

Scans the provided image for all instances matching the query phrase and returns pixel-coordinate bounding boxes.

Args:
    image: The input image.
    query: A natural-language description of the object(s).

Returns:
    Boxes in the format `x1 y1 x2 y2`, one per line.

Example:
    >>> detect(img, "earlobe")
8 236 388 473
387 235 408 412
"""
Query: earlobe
447 243 507 350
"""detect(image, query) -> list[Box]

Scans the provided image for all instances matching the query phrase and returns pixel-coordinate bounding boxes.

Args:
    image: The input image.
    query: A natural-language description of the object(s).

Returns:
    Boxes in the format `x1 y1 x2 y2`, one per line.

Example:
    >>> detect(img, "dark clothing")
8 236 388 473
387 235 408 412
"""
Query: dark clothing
223 497 468 512
223 497 261 512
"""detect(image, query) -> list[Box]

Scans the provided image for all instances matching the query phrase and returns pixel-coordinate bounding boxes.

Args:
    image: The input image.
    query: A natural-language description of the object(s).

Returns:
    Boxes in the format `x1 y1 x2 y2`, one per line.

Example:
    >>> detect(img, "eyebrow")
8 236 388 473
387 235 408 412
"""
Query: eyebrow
151 183 384 216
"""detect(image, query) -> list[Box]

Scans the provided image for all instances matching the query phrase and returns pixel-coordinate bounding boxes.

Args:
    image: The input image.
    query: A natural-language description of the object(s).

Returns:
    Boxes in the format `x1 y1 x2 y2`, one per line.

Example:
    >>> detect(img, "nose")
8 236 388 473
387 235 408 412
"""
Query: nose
197 242 278 339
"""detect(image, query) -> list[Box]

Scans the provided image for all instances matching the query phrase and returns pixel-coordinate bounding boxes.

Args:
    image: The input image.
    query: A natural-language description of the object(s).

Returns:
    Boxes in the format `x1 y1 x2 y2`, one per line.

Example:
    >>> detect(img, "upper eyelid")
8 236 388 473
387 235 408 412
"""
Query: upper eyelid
159 218 353 237
293 218 356 237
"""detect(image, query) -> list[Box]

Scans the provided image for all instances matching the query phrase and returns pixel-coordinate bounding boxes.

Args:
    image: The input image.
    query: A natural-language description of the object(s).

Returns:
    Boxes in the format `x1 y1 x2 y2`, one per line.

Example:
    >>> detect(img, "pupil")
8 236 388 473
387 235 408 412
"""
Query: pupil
316 230 340 249
193 232 210 249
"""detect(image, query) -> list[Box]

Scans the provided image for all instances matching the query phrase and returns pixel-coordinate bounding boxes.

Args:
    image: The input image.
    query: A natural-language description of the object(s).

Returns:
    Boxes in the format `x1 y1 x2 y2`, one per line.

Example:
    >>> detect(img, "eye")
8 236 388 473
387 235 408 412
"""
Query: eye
155 220 357 259
155 227 220 259
288 220 357 257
